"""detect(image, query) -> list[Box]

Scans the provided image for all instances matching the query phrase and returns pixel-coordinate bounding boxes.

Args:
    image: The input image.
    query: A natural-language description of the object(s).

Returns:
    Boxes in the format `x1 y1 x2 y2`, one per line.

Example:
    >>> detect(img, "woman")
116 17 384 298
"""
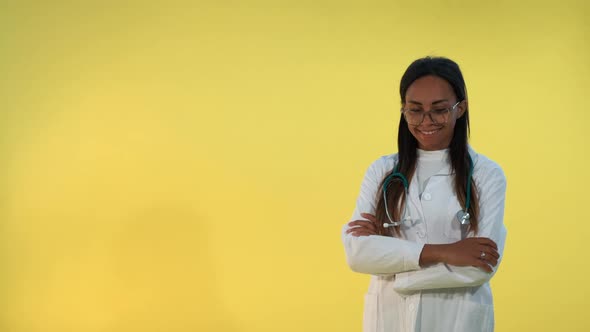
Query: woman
342 56 507 332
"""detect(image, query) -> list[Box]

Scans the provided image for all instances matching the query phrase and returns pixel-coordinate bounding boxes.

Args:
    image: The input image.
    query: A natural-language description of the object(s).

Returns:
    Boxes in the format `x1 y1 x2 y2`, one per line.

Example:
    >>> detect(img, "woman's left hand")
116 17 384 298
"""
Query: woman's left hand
346 213 379 236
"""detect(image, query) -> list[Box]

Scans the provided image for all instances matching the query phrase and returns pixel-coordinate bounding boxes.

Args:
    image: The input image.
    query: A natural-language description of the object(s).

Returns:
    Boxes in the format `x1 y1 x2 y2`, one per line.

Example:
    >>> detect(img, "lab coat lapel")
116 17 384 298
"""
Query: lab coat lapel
406 174 422 227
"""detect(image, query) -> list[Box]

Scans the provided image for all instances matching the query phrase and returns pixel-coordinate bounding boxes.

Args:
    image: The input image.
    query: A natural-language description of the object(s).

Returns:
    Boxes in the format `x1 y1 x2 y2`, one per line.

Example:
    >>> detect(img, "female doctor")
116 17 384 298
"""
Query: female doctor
342 56 507 332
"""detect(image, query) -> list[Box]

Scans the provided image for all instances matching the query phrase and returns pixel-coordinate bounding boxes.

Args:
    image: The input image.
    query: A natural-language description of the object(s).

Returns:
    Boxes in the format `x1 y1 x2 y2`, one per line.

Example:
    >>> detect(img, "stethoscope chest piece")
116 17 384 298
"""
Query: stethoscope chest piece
456 210 471 226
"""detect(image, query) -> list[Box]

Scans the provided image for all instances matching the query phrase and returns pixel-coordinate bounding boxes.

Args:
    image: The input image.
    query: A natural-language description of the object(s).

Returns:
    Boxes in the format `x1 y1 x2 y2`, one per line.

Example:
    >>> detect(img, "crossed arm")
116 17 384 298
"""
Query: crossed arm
342 159 507 294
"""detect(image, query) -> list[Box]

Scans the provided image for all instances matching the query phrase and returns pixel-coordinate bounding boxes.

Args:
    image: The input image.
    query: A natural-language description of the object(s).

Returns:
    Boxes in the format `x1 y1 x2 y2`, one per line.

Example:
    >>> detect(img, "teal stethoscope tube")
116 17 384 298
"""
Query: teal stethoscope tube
382 154 474 228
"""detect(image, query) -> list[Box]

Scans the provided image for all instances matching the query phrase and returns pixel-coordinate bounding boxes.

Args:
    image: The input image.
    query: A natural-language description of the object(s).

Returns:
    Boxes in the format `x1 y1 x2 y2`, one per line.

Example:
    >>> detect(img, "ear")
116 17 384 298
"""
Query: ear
457 100 468 118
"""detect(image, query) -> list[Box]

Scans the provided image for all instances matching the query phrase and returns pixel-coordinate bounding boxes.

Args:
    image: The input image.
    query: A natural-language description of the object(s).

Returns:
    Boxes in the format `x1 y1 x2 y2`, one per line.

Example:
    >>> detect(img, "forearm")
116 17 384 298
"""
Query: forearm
393 264 494 294
394 227 507 293
343 230 425 275
418 244 447 267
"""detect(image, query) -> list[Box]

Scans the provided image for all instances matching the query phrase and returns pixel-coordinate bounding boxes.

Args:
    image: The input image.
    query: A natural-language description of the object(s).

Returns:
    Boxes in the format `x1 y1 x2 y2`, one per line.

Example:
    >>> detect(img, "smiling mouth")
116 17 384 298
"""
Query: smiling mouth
417 128 442 135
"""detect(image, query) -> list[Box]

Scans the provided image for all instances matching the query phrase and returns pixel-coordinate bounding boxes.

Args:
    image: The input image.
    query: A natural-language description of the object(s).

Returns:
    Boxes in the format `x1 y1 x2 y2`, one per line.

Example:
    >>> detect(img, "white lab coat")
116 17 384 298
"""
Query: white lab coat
342 148 507 332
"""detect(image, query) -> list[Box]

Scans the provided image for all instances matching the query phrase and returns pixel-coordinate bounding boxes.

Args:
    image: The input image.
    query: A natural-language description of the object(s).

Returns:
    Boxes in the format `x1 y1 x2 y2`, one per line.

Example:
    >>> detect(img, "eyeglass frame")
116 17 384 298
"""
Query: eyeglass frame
400 100 463 125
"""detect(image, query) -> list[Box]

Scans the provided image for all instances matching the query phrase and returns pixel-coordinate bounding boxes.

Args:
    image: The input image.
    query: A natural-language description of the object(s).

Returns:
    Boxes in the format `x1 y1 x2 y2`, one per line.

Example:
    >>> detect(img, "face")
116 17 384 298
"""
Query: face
403 75 466 151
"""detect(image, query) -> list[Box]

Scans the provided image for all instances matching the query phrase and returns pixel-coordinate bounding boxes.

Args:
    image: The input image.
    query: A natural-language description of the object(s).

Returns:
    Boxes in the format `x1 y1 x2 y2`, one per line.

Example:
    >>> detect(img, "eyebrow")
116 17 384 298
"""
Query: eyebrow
407 99 449 105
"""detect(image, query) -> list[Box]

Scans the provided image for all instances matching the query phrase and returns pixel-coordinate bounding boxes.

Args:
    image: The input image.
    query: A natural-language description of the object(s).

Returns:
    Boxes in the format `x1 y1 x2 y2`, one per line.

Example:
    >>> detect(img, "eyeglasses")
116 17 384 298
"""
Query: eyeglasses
401 101 462 125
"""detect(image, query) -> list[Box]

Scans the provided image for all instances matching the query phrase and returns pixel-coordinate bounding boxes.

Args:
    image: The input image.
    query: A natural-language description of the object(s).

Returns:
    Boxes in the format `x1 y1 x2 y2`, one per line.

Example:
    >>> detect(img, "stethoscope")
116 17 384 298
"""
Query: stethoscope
382 154 474 231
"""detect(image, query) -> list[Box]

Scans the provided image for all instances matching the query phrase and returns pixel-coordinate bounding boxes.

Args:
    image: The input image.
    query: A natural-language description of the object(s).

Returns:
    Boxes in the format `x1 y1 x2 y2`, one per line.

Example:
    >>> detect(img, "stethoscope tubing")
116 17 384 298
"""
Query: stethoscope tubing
382 154 474 229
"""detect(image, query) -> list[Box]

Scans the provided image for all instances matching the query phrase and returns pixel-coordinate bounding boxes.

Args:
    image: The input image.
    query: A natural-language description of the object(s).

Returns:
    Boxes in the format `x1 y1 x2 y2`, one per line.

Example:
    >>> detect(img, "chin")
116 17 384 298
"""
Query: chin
414 135 451 151
417 140 449 151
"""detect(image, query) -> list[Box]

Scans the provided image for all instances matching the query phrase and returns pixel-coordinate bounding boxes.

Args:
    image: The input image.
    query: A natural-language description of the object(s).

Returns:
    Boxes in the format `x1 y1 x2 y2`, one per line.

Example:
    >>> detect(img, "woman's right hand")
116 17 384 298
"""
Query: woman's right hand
420 237 499 273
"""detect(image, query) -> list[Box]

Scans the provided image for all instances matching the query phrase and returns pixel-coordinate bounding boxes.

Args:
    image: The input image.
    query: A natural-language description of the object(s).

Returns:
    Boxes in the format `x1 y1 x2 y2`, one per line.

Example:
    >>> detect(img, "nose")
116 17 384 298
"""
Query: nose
419 112 436 126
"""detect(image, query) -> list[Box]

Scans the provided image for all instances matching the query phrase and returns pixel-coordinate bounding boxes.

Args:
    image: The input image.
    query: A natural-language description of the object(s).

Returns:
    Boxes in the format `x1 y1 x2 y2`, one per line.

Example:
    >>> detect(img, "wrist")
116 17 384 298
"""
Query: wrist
419 244 446 267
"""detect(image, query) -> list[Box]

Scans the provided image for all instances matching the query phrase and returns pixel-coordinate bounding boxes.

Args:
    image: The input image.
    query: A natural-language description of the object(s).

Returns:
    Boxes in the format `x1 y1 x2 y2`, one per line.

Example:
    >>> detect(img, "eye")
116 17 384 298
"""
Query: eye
407 108 423 114
432 108 448 115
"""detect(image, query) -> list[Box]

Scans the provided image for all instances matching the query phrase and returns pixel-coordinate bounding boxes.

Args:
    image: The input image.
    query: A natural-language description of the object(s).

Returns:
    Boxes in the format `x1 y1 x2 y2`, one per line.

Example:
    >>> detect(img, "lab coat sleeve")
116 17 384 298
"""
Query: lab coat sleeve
392 165 507 294
342 157 425 276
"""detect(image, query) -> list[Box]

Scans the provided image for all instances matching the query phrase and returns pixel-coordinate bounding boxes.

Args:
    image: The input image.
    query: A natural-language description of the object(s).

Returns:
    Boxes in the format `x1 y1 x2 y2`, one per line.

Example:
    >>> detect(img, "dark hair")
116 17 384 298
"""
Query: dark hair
375 56 480 236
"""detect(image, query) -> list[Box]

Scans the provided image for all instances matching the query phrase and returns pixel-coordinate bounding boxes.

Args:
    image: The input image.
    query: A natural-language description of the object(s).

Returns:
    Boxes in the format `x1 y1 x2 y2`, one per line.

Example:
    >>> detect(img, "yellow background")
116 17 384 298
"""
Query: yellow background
1 1 589 331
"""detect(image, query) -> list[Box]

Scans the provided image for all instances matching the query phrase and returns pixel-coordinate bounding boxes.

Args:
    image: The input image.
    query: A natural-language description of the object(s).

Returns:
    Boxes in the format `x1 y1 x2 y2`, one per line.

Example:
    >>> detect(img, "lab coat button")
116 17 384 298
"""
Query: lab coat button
422 193 431 201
